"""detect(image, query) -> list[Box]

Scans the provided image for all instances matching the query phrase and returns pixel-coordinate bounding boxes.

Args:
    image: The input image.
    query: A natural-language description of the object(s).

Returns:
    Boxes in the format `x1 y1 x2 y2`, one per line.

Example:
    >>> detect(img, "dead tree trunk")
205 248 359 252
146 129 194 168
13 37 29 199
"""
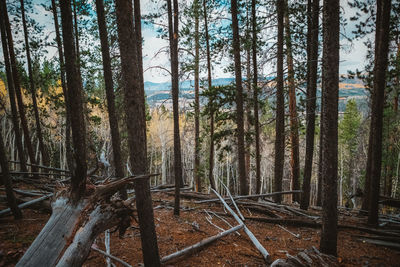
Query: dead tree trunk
115 0 160 264
274 0 285 203
231 0 248 195
0 3 28 174
16 177 141 267
319 0 339 256
20 0 50 167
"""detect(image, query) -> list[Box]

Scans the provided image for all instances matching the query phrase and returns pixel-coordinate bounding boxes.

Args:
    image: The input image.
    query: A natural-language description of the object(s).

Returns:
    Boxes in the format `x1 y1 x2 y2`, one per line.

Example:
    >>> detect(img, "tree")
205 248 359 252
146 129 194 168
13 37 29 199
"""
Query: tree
301 0 320 210
252 0 261 194
1 0 38 175
284 0 300 202
319 0 339 256
366 0 392 226
167 0 183 215
0 121 22 219
203 0 216 190
0 1 28 175
20 0 50 167
339 99 361 206
115 0 161 264
59 0 87 202
274 0 285 203
193 0 201 192
231 0 248 196
95 0 126 198
51 0 73 171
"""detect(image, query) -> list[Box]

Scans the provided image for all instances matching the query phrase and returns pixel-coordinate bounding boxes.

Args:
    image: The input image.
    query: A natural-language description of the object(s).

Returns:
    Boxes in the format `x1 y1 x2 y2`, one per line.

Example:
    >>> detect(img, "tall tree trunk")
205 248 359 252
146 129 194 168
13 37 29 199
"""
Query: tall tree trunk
133 0 144 96
0 3 28 174
231 0 248 196
167 0 183 215
301 0 319 210
115 0 160 264
203 0 216 190
274 0 285 203
60 0 87 203
0 123 22 219
73 0 82 76
252 0 261 195
367 0 392 226
284 1 300 203
95 0 126 198
1 0 38 175
51 0 73 172
194 0 201 192
319 0 339 256
20 0 50 167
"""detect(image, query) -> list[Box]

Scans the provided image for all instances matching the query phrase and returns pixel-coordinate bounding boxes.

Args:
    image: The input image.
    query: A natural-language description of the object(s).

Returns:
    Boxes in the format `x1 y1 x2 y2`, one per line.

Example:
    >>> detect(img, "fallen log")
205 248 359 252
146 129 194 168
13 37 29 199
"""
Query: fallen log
0 194 53 217
211 188 271 263
160 223 244 263
195 190 303 204
9 160 71 173
10 171 70 177
357 236 400 250
16 174 154 267
91 247 132 267
207 212 400 238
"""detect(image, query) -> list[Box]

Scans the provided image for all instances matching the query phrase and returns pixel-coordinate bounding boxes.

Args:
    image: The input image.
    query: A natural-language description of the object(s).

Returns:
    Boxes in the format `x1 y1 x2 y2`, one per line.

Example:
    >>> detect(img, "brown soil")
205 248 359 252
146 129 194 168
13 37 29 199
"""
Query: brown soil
1 191 400 266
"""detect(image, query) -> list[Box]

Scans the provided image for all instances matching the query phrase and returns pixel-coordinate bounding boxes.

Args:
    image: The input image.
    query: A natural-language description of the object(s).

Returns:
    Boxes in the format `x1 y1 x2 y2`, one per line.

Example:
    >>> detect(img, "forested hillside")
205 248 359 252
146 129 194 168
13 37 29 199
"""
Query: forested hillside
0 0 399 266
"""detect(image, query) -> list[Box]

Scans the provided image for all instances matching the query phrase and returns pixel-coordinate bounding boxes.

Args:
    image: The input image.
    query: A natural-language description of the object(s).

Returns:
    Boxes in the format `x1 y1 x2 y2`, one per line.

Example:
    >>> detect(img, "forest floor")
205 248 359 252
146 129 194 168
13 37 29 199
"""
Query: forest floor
1 188 400 266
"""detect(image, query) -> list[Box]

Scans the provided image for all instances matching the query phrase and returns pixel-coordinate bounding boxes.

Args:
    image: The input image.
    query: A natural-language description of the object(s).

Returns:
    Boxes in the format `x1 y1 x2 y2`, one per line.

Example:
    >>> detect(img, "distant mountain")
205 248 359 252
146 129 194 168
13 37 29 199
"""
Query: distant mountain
145 76 368 112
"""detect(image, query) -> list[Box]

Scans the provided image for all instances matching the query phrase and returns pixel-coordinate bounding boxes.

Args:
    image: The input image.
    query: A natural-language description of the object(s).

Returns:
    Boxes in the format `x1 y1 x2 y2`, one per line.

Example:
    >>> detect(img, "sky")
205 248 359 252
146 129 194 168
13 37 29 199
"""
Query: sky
1 0 371 84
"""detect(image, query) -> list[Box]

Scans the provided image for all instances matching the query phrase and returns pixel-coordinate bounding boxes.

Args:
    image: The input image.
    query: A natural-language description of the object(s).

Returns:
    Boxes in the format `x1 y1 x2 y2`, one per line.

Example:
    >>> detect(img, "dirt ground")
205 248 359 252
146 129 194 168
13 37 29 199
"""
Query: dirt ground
1 191 400 266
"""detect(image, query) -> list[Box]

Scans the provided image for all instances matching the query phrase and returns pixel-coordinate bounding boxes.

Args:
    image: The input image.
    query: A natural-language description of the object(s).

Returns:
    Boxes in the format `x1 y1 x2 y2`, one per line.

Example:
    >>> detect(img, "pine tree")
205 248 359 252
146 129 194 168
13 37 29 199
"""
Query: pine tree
231 0 248 195
367 0 392 226
274 0 285 203
301 0 320 210
319 0 340 256
115 0 160 264
59 0 87 202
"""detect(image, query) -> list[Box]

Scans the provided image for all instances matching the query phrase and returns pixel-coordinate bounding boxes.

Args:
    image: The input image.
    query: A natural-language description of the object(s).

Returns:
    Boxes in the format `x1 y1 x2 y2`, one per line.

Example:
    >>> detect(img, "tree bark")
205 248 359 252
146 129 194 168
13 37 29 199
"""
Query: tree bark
20 0 50 167
51 0 73 172
115 0 160 264
203 0 216 190
274 0 285 203
0 3 28 174
1 0 38 175
231 0 248 195
319 0 339 256
284 1 300 203
301 0 319 210
0 123 22 219
194 0 201 192
95 0 125 198
167 0 183 215
252 0 261 195
367 0 392 226
60 0 87 203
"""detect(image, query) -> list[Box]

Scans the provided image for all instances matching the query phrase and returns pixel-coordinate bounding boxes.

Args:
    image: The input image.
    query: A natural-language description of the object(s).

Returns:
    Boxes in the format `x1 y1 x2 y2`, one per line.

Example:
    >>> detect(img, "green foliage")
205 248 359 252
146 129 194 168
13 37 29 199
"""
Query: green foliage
339 99 361 154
